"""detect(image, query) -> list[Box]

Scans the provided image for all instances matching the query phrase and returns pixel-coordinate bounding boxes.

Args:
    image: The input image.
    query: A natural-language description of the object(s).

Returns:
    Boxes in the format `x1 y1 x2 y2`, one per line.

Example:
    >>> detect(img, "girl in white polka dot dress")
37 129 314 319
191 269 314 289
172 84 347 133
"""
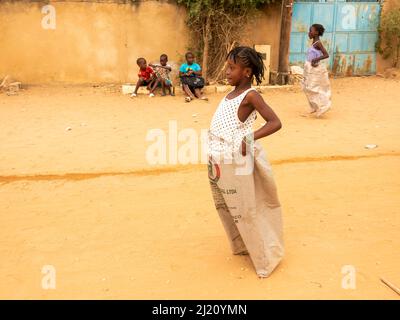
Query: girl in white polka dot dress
207 46 284 278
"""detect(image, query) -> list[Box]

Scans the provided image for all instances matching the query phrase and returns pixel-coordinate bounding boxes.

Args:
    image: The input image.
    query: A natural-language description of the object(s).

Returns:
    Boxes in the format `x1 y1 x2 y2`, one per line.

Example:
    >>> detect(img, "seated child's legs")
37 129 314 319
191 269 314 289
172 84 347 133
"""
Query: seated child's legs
194 87 207 100
146 79 155 90
162 79 174 95
150 78 160 93
134 77 146 94
163 79 174 96
182 84 194 98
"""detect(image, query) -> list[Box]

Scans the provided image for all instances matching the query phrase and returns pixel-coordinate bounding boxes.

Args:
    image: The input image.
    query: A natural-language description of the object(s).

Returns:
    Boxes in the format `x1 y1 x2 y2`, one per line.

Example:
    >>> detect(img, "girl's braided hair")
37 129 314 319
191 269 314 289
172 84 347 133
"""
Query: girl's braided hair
312 24 325 36
227 46 265 85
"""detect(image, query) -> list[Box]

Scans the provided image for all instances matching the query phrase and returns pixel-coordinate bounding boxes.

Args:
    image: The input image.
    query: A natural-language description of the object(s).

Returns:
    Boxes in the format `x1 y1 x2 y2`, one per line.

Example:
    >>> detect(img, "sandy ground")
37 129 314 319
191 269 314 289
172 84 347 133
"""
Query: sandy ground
0 76 399 299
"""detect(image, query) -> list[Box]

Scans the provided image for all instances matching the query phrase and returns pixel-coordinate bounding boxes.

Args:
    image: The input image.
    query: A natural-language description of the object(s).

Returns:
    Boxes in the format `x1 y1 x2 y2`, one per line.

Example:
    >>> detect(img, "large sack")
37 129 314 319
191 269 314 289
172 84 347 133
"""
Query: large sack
208 141 284 277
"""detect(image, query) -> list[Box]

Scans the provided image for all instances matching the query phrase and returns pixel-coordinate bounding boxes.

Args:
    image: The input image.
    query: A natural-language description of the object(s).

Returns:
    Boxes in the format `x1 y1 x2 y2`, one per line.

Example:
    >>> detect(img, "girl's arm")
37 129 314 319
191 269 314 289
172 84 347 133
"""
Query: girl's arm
313 41 329 64
158 65 172 71
179 65 187 77
241 91 282 156
193 64 202 76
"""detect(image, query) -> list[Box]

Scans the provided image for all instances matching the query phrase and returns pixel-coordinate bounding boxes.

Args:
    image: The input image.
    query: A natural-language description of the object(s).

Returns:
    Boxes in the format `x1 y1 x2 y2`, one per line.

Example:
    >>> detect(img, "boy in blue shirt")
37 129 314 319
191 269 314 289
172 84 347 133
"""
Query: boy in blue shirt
179 52 208 102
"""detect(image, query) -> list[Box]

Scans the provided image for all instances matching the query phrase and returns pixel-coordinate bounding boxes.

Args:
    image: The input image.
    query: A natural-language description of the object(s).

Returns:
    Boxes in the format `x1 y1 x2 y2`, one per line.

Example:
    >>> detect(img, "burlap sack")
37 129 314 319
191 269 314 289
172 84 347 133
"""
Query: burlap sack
208 141 284 277
301 61 331 114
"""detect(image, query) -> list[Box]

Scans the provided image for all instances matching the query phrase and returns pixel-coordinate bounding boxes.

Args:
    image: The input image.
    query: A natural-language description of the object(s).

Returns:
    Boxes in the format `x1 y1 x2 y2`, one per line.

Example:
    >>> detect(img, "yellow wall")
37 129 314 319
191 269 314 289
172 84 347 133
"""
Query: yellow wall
0 0 189 84
0 0 396 83
243 2 282 74
0 0 281 84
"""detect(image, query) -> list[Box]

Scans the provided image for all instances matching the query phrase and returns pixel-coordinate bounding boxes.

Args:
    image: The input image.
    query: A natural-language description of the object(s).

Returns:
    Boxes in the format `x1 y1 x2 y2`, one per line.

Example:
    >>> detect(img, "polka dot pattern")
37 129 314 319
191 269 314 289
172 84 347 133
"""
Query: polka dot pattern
208 88 257 154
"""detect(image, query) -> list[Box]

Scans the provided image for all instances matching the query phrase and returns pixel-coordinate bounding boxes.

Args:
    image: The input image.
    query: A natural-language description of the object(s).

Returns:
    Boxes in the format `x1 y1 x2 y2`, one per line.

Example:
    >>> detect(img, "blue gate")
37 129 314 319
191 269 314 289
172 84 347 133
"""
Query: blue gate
289 0 381 76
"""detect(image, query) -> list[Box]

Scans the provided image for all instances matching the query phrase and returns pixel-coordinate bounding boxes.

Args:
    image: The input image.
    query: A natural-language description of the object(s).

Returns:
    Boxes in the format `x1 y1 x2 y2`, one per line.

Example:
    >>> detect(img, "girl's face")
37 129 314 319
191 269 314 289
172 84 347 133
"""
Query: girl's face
160 56 168 66
225 57 252 86
186 54 195 65
308 26 318 39
138 59 147 70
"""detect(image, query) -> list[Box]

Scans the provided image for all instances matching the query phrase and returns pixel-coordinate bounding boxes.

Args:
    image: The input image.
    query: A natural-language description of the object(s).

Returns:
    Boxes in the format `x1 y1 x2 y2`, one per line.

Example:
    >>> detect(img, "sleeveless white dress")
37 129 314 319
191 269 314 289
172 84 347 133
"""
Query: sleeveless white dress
208 87 257 157
207 87 284 278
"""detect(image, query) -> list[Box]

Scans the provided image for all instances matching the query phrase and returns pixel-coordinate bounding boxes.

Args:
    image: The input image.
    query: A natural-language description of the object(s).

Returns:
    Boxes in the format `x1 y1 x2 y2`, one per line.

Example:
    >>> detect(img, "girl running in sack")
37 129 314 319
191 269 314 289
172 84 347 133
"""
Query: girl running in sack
207 46 284 278
302 24 331 118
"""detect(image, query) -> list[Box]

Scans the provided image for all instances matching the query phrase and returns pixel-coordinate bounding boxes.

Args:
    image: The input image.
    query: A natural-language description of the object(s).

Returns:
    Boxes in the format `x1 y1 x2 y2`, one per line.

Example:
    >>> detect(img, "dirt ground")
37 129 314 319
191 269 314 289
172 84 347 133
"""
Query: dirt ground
0 76 399 299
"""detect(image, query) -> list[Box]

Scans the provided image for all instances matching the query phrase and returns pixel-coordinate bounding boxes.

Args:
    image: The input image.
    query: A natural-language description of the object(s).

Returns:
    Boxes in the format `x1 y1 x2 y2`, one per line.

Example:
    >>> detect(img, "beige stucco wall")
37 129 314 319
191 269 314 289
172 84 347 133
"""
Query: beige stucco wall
0 0 189 84
243 2 282 73
0 0 281 84
1 0 395 83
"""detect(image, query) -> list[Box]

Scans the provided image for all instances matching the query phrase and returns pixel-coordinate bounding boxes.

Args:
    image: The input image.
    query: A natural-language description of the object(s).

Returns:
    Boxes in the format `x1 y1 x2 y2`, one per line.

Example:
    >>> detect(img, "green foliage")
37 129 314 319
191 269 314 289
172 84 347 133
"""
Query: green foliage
377 8 400 67
177 0 272 18
176 0 277 81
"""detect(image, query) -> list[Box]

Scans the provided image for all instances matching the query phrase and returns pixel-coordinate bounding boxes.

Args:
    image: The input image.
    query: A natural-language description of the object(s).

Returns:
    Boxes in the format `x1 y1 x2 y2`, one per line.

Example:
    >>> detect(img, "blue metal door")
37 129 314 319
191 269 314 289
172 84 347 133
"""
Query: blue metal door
289 0 381 76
